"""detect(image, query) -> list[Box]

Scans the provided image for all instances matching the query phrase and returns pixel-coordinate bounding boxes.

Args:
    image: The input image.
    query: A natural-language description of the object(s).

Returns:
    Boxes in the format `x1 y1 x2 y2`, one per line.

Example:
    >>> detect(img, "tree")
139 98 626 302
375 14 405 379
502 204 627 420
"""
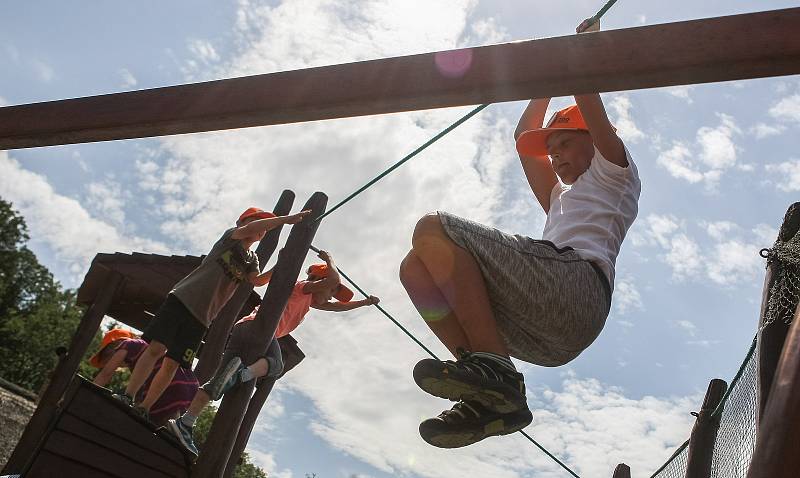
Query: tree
0 197 102 392
193 404 269 478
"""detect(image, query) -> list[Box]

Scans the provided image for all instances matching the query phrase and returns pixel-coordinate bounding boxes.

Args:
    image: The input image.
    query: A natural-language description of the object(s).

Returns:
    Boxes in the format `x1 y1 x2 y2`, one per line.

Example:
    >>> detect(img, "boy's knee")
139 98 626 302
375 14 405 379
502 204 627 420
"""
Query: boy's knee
398 251 417 283
146 341 168 357
412 213 447 246
161 357 180 372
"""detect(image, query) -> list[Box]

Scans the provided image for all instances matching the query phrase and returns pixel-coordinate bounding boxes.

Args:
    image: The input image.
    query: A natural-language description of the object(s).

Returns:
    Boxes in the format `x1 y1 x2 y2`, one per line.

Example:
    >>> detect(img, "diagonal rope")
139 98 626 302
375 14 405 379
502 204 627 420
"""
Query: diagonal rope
309 244 581 478
315 0 620 225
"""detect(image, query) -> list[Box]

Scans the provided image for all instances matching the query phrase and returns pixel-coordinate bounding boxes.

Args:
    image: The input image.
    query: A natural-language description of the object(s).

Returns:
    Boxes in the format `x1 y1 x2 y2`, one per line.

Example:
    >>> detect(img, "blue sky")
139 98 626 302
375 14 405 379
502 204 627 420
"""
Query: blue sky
2 1 799 477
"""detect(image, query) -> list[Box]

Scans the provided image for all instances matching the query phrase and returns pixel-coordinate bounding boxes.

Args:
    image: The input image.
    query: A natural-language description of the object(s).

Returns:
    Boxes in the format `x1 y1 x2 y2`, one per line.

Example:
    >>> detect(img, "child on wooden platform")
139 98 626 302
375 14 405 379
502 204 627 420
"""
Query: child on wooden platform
90 328 198 426
166 249 379 456
113 207 310 420
398 20 641 449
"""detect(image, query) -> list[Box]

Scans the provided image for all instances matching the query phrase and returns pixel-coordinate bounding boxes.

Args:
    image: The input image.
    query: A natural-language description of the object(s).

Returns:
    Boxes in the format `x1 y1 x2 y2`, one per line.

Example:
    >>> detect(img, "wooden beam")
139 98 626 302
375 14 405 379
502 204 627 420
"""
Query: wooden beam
612 463 631 478
2 272 124 475
193 190 295 384
747 304 800 478
193 192 327 478
1 8 799 150
685 378 728 478
757 202 800 419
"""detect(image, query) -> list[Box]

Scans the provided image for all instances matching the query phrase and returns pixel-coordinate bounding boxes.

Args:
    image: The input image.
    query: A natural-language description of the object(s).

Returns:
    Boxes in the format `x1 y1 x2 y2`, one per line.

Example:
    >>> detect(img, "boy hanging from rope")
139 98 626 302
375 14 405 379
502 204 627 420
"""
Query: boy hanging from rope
113 207 310 418
399 19 641 448
166 249 379 456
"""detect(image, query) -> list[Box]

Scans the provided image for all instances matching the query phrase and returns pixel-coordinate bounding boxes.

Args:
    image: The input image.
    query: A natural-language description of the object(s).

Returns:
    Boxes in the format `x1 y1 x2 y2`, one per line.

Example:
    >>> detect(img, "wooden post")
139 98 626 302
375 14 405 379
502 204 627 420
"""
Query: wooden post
1 8 799 150
685 378 728 478
757 202 800 419
222 336 305 478
193 192 328 478
612 463 631 478
193 190 295 384
746 304 800 478
2 271 124 475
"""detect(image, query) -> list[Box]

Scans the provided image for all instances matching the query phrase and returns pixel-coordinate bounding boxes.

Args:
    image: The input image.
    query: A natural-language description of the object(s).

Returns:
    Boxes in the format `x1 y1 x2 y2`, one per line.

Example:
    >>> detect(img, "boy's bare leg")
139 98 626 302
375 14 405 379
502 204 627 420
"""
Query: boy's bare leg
138 358 180 411
125 341 167 398
186 389 212 417
400 250 470 357
409 214 508 355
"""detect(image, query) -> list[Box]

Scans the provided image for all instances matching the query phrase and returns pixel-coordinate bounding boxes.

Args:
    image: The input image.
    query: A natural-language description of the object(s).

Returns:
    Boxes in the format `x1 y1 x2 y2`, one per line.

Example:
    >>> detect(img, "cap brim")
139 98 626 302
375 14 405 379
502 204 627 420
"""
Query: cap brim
516 127 584 157
334 284 354 303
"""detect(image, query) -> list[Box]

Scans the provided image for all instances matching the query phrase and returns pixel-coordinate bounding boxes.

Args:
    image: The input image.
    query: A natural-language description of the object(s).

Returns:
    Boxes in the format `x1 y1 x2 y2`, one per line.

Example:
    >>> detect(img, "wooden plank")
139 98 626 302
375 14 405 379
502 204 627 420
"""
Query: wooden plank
685 379 728 478
194 191 327 478
1 8 799 150
42 430 179 478
25 450 116 478
57 413 187 477
612 463 631 478
194 189 295 383
2 272 124 475
757 202 800 419
747 304 800 478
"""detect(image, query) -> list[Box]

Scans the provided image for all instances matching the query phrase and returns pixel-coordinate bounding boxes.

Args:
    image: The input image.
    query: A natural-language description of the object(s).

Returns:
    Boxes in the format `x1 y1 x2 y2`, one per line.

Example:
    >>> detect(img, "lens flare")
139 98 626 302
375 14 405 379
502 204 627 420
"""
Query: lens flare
434 48 473 79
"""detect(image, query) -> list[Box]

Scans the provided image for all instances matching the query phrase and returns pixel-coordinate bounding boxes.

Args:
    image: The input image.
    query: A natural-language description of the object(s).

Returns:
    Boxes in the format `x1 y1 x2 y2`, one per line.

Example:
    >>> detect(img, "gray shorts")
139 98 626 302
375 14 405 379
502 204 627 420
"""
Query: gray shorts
439 212 611 367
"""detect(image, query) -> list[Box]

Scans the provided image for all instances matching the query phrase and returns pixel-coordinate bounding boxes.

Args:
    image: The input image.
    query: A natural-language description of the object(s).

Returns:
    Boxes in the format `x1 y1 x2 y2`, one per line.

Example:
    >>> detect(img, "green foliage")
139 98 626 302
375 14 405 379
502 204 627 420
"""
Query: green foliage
0 197 105 392
194 405 268 478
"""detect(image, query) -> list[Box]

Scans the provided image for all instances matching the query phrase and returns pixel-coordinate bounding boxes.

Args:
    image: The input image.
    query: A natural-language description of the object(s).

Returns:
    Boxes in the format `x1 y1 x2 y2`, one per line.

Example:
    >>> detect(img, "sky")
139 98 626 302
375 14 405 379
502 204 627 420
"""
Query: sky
1 1 799 477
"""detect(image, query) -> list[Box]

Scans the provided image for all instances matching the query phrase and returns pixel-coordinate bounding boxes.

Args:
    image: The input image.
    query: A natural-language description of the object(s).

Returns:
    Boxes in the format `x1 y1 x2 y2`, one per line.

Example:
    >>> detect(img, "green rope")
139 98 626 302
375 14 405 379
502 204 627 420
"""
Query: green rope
710 335 758 419
316 0 620 225
648 440 690 478
309 244 582 477
315 104 489 223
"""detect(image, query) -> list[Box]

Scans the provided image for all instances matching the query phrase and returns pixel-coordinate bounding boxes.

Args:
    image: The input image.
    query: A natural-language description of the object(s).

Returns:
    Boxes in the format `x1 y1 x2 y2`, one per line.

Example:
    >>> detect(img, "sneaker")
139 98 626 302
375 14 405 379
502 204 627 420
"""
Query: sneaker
413 350 527 413
166 418 199 458
111 393 134 407
206 356 244 400
419 400 533 448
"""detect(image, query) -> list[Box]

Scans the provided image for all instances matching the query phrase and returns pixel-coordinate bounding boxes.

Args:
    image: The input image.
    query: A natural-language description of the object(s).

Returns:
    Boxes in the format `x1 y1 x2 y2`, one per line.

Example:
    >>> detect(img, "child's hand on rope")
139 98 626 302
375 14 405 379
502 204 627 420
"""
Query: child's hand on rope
366 295 380 305
577 18 600 33
317 249 332 262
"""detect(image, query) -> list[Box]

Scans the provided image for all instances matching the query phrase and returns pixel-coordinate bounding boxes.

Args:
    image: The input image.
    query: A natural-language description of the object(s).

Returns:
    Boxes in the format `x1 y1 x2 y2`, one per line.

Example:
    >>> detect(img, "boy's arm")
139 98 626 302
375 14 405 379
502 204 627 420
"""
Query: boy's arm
515 98 559 213
92 349 127 387
248 267 273 287
231 210 311 240
301 250 341 294
573 19 627 168
311 296 379 312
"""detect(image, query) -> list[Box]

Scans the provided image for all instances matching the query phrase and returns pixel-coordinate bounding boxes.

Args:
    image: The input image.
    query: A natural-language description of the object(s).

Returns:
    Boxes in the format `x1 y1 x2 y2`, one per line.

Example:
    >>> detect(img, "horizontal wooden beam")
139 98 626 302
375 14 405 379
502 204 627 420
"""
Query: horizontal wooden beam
1 7 799 150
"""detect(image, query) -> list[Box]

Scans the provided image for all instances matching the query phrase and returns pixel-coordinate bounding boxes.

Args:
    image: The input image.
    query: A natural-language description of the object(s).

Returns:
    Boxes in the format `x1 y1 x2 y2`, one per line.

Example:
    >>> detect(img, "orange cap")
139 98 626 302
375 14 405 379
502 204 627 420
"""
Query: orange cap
307 263 354 302
237 207 276 225
89 328 137 368
516 105 589 157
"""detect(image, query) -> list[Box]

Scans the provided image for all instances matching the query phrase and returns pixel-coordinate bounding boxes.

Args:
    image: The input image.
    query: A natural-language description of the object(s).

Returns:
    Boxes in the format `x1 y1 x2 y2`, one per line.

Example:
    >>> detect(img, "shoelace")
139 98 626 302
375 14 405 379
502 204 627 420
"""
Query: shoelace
440 401 482 422
444 349 506 383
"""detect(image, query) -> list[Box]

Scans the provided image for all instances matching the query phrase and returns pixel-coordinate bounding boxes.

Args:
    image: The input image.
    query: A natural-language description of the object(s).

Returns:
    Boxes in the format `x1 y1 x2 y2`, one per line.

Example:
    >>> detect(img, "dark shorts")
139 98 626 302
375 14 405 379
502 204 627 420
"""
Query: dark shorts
143 294 207 368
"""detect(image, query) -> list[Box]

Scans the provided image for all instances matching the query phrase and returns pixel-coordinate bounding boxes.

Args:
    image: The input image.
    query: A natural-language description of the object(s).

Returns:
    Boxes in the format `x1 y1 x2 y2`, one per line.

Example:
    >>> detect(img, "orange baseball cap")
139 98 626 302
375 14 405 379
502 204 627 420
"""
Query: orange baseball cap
516 105 589 157
89 328 137 368
307 263 354 302
237 207 276 225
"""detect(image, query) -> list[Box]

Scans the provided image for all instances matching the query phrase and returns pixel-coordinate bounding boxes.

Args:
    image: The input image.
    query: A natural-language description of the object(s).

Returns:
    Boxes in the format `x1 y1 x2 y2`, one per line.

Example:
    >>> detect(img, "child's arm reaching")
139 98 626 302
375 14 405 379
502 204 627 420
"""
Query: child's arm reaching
93 348 128 387
573 20 627 168
312 295 380 312
232 210 311 240
249 266 274 287
515 98 559 213
302 250 341 294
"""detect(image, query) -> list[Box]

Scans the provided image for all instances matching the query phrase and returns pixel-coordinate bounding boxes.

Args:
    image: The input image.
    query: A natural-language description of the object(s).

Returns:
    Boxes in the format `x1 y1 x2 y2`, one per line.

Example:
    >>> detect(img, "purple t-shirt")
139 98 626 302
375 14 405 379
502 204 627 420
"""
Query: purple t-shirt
116 339 198 423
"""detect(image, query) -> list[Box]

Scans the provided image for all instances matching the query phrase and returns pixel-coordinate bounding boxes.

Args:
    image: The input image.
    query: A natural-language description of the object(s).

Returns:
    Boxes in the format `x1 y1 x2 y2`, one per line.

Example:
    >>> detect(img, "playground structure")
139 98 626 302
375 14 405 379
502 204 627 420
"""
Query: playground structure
1 5 799 478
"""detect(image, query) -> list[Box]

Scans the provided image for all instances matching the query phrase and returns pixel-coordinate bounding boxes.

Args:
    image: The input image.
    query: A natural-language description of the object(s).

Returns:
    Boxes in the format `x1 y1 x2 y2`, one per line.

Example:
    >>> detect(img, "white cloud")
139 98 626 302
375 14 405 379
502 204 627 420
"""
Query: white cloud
85 179 128 226
0 95 7 106
636 14 646 25
750 122 785 139
119 68 138 89
769 93 800 123
634 215 770 286
664 85 694 104
656 114 743 190
246 449 293 478
612 276 644 316
676 320 697 337
0 152 168 283
608 95 644 144
31 59 54 82
765 159 800 192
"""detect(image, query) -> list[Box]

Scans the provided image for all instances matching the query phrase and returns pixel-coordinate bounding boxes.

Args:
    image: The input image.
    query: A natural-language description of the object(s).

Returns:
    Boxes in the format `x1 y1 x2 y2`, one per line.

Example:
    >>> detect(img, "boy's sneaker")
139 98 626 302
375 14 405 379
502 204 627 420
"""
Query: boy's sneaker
111 393 134 407
419 400 533 448
413 350 527 413
166 418 199 458
206 356 244 400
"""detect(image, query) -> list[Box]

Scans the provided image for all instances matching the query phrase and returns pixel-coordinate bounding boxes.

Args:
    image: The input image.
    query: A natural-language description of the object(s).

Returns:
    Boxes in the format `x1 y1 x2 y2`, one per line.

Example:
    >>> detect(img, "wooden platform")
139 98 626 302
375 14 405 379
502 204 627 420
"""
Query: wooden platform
22 377 193 478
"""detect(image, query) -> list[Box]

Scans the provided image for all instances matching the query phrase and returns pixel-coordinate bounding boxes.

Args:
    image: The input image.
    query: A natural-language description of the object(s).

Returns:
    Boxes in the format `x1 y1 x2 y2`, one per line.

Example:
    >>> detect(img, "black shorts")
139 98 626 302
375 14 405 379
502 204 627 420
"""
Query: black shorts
143 294 207 368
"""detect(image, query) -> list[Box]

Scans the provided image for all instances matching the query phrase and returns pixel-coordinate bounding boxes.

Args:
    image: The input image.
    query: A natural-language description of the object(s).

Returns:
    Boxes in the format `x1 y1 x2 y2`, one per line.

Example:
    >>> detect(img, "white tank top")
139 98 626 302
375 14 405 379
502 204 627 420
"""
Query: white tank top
542 146 641 291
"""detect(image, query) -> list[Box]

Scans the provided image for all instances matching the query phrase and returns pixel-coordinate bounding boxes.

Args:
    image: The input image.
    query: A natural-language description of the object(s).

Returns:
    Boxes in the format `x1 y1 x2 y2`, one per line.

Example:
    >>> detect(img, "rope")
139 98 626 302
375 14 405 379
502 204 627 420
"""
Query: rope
710 335 757 419
316 0 621 224
648 440 690 478
309 244 581 478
